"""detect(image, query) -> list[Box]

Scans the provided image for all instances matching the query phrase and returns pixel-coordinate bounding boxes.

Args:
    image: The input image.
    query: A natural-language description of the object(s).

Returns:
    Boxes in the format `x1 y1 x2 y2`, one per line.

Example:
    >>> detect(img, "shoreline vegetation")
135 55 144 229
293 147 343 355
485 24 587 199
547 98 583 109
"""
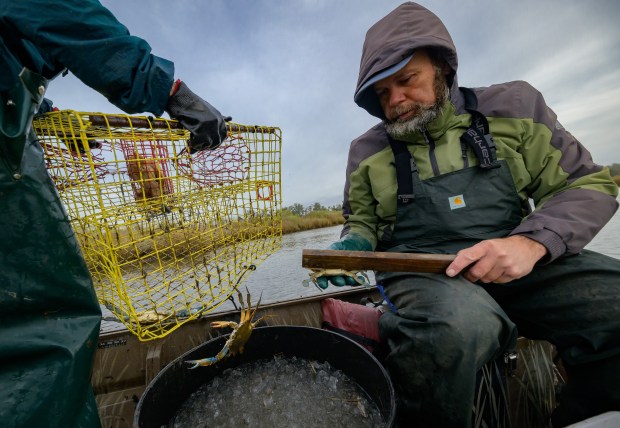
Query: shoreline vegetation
282 204 344 235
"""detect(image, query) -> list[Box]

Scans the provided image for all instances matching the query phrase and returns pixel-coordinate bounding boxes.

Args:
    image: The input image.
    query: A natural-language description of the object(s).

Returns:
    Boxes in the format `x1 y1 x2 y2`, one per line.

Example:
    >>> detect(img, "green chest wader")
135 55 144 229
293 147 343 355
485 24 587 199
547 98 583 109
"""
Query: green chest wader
377 88 525 255
0 69 101 427
377 89 524 427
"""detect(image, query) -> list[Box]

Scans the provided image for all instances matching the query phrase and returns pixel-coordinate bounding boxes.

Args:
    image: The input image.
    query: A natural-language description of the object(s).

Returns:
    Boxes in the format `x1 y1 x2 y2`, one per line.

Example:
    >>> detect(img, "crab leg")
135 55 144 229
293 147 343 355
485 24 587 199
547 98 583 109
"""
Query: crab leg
185 346 231 369
185 289 265 369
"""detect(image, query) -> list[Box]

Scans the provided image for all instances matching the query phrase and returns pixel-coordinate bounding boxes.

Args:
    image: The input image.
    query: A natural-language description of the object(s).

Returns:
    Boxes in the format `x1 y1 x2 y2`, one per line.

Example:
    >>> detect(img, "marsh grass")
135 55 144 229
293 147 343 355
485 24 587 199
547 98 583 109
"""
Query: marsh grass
509 339 564 428
75 207 341 275
473 360 510 428
282 209 343 234
78 208 341 269
76 211 281 270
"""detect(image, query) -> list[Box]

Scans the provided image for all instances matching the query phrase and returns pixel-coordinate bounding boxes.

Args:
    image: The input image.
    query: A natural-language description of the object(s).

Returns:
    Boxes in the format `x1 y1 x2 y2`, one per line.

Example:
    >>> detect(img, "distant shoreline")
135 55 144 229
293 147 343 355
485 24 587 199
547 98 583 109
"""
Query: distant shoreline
281 186 620 236
282 210 343 235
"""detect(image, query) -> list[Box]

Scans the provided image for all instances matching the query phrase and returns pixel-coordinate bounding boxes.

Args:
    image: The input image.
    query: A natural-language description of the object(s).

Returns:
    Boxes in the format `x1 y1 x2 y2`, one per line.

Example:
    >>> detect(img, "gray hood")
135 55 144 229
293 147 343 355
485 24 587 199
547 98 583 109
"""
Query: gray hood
354 2 458 119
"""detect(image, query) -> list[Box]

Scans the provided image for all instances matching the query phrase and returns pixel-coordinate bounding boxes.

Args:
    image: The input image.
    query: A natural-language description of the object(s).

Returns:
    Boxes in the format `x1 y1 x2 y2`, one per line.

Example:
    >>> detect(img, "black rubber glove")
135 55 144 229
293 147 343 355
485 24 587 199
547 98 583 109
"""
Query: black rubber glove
165 80 228 153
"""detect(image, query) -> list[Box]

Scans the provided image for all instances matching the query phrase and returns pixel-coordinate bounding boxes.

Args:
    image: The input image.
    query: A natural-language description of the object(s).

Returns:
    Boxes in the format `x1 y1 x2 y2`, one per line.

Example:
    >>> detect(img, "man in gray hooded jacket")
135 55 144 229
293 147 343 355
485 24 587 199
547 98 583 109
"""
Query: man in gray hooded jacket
318 2 620 427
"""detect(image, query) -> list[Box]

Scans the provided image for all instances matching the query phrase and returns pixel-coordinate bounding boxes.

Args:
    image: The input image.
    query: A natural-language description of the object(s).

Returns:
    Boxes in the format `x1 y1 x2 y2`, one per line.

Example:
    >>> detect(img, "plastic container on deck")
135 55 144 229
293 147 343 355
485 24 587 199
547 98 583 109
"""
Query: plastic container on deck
135 325 396 427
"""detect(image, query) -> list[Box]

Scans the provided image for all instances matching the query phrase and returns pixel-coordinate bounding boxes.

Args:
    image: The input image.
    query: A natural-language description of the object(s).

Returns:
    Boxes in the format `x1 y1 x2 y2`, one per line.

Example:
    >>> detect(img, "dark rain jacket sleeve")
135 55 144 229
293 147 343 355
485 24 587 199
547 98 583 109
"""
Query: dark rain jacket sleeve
0 0 174 116
504 83 619 261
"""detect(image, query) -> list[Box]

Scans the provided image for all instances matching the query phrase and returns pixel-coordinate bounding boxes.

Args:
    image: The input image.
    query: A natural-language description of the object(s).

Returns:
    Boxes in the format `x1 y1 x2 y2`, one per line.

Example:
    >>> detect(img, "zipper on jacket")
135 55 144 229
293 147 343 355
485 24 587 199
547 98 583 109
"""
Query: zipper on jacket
423 129 441 176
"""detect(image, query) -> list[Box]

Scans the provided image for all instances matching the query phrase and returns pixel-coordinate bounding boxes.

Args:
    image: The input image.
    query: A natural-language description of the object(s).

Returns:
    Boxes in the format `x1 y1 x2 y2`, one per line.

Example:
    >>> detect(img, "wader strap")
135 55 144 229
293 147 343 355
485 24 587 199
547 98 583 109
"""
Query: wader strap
389 138 423 205
0 68 48 171
459 87 500 170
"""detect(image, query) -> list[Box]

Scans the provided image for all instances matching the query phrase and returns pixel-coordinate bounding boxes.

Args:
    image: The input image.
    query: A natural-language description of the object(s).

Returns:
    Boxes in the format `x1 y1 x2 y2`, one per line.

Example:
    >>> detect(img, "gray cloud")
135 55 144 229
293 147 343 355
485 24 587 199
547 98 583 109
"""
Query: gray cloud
45 0 620 206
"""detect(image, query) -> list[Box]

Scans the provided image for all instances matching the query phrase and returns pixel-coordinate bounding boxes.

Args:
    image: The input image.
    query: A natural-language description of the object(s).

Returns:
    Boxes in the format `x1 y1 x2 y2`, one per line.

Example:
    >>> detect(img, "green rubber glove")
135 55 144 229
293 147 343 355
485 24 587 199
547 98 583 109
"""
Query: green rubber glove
316 233 373 289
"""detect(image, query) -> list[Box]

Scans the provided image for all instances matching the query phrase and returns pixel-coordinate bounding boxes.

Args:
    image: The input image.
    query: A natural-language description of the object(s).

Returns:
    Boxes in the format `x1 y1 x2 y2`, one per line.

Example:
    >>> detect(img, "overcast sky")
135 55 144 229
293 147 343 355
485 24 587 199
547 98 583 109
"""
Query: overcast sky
45 0 620 207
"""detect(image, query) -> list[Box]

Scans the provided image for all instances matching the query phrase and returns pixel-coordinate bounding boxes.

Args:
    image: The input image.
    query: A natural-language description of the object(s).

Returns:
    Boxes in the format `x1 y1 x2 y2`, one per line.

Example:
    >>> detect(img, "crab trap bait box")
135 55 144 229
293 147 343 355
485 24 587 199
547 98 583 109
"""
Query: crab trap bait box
33 110 282 341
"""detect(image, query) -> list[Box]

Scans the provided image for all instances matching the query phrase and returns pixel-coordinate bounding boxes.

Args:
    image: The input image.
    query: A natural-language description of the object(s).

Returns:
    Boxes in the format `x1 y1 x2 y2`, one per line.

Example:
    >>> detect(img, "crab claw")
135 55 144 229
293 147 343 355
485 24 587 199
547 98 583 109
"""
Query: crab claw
302 278 324 291
185 357 216 369
211 321 238 329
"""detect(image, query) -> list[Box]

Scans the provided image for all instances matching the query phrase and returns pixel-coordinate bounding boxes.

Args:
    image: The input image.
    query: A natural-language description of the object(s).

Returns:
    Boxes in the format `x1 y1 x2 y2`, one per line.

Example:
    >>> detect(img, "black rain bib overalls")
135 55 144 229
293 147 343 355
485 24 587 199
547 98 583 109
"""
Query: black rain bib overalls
377 87 524 256
376 88 520 427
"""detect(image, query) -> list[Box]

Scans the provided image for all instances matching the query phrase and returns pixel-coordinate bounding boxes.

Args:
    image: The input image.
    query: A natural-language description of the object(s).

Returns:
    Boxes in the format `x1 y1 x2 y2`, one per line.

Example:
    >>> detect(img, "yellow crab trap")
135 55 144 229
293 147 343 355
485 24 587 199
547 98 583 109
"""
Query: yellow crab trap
32 110 282 341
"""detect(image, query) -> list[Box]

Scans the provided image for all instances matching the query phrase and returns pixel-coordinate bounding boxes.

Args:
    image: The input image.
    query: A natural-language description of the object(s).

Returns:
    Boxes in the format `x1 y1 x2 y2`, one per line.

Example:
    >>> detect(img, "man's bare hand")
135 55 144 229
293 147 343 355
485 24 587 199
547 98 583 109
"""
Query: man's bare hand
445 235 548 284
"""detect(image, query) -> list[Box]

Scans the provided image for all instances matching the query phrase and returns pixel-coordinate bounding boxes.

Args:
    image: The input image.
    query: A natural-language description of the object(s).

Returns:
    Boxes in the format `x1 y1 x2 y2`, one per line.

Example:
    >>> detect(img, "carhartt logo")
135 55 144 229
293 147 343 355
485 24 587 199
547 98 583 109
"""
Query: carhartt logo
449 195 466 210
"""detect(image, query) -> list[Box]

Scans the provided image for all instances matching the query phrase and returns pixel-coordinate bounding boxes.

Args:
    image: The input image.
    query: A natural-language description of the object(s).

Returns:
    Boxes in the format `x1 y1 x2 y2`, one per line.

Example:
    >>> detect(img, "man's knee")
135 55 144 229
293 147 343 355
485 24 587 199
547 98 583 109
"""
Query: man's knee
381 275 517 362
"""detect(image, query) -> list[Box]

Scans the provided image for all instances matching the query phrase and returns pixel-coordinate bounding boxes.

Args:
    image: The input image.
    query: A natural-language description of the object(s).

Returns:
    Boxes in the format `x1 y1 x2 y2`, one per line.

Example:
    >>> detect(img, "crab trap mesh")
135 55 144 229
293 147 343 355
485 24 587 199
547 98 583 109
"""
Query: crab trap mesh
32 110 282 341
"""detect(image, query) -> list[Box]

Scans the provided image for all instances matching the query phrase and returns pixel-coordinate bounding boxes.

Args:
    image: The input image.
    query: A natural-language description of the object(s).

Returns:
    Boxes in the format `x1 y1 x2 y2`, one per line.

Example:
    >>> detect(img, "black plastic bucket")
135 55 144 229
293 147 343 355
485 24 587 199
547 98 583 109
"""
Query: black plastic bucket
134 326 396 427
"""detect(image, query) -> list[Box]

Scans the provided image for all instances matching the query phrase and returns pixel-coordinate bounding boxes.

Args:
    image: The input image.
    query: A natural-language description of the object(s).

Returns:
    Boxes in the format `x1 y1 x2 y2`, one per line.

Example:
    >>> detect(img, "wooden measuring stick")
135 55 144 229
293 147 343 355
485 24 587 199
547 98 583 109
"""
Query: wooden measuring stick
302 249 455 273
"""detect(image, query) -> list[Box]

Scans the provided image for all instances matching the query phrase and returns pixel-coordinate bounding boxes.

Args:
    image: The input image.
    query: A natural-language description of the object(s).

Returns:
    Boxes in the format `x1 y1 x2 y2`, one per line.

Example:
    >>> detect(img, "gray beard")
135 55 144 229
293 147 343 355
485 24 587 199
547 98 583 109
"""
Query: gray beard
385 85 450 138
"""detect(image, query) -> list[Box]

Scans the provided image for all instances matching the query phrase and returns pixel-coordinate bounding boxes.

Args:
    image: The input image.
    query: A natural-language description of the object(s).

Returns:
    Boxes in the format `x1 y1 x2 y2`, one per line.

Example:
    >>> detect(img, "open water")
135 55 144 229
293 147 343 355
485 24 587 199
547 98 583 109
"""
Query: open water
584 204 620 259
239 226 348 306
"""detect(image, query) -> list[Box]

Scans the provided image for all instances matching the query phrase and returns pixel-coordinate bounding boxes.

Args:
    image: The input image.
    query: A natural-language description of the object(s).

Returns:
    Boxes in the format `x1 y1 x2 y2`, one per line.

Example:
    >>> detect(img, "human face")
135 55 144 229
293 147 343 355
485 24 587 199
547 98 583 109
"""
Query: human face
374 50 448 136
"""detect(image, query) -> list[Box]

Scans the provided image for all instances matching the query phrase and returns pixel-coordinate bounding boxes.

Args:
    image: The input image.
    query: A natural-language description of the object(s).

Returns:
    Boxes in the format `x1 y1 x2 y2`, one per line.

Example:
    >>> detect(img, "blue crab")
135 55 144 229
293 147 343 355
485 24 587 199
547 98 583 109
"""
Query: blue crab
185 289 266 369
302 268 371 289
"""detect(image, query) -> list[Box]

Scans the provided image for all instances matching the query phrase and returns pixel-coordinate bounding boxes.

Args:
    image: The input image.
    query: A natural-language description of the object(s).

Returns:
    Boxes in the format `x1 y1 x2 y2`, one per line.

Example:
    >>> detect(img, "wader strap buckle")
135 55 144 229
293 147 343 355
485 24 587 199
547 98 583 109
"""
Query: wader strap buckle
504 352 518 377
397 194 415 204
389 138 421 205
